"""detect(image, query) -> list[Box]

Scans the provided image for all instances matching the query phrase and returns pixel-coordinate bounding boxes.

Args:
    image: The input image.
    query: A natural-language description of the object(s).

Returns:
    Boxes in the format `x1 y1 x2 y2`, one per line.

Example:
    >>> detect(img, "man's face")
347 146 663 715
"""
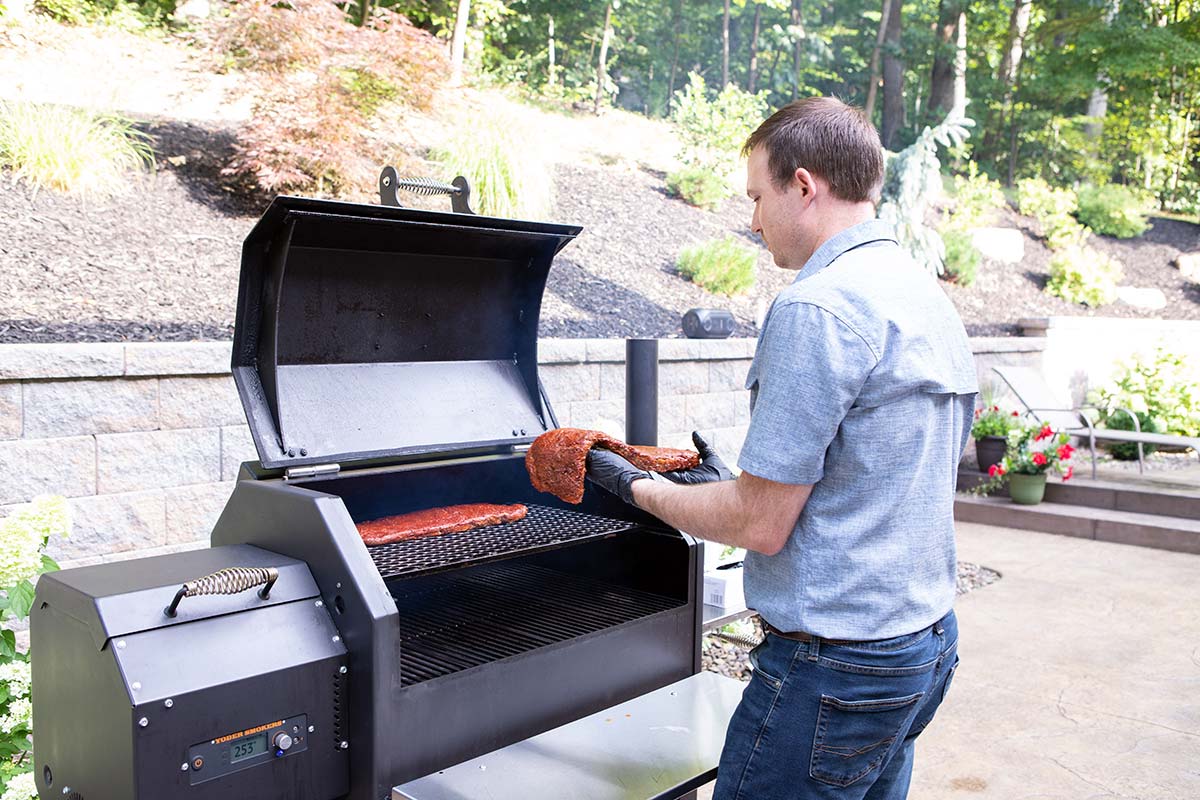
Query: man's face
746 146 812 270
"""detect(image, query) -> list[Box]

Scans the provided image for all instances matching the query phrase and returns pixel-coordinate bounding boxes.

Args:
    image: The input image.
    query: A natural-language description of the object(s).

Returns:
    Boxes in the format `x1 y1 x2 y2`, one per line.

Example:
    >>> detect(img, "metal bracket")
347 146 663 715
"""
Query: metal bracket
379 166 475 214
284 463 341 481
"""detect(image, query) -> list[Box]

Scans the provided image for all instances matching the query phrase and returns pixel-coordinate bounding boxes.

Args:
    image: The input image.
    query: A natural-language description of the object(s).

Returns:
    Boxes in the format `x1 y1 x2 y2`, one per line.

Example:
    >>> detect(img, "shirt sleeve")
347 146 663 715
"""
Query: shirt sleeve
737 301 878 485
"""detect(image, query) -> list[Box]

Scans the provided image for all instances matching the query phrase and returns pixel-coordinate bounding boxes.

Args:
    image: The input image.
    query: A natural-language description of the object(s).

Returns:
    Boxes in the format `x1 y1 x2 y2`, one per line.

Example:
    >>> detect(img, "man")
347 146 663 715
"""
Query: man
586 97 978 799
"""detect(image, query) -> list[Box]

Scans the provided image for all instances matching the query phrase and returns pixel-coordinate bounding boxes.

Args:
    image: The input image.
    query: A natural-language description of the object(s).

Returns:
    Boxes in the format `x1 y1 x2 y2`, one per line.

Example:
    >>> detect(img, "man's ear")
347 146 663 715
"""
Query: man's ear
794 167 818 201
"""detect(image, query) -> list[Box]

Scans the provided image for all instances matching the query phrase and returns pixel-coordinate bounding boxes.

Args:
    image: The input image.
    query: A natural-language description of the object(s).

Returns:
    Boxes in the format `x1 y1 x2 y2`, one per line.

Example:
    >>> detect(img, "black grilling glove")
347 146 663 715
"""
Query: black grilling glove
585 448 653 506
660 431 734 485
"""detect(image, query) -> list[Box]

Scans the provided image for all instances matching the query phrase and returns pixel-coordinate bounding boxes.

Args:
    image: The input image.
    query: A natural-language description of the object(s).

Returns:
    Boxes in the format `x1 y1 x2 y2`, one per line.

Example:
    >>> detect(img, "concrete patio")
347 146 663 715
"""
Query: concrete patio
698 521 1200 799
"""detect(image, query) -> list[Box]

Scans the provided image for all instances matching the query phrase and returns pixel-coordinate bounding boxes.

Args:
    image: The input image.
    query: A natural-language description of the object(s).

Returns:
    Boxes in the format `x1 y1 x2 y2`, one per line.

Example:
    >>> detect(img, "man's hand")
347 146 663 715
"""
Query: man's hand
661 431 733 485
585 449 653 506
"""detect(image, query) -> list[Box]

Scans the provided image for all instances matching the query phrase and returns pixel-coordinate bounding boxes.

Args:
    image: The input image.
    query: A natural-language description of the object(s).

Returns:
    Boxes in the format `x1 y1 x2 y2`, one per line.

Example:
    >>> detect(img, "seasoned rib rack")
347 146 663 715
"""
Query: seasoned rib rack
365 504 641 579
392 562 684 686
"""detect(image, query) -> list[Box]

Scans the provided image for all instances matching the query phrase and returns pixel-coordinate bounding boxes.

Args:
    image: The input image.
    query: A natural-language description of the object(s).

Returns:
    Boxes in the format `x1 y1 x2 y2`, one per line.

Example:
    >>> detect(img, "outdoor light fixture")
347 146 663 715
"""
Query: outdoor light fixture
682 308 735 339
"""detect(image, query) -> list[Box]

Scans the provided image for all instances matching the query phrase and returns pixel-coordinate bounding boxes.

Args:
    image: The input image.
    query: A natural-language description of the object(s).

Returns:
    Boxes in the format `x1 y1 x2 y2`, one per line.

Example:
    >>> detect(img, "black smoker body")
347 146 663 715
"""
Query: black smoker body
32 195 703 800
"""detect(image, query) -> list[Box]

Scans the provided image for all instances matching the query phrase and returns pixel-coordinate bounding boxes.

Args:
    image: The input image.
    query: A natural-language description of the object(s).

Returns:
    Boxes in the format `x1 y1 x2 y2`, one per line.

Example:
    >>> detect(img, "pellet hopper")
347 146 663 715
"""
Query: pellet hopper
31 177 742 800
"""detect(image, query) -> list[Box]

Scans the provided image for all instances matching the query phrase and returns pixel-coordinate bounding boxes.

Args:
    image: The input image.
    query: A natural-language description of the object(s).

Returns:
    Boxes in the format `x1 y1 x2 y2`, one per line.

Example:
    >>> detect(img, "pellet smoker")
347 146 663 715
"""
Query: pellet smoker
31 181 724 800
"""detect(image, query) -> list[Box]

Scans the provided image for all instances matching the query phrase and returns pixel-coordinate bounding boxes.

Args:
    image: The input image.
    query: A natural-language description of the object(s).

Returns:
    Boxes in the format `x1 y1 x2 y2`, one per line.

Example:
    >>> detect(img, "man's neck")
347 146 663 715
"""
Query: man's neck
800 204 877 267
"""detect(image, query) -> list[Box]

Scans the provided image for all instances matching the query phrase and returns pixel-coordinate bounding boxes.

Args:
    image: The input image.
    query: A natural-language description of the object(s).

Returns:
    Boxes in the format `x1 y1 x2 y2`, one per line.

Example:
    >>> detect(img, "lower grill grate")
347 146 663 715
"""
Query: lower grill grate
366 504 640 579
392 562 683 686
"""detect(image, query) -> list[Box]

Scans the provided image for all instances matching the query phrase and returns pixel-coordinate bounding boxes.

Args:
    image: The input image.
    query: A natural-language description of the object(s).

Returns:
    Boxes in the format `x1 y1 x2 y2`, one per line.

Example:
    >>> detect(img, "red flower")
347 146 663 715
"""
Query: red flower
974 409 981 418
1035 424 1053 442
1011 411 1020 416
1057 444 1074 460
988 464 1000 477
1063 466 1074 481
1032 452 1047 466
992 405 1000 412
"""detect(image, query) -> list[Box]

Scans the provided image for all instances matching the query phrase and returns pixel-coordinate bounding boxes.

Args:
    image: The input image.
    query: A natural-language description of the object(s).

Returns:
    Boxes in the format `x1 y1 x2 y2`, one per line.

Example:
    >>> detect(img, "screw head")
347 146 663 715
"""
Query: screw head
181 763 189 772
315 600 324 608
116 640 127 649
339 665 347 674
131 681 142 691
164 699 174 709
332 635 341 643
138 717 149 728
339 741 349 750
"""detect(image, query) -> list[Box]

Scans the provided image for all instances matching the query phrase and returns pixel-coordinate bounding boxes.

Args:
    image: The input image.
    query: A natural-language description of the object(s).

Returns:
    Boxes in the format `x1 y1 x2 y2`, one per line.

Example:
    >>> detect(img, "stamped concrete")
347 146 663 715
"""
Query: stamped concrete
697 522 1200 799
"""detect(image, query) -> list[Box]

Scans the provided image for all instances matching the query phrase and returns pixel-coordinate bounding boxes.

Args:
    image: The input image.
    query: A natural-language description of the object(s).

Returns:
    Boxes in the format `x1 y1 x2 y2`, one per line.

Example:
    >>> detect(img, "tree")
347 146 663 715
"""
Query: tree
449 0 470 86
594 1 614 114
864 0 893 119
880 0 903 147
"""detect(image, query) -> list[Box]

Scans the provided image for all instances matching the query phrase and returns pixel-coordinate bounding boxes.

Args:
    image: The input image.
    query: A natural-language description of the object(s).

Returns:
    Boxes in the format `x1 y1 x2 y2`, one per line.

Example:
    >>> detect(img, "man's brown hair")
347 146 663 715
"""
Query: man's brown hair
742 97 884 203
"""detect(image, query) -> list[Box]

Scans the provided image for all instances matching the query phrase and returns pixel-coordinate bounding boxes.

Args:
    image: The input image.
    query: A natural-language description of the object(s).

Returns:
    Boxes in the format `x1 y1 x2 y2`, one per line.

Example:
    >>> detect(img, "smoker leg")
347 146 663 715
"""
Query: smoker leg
676 792 699 800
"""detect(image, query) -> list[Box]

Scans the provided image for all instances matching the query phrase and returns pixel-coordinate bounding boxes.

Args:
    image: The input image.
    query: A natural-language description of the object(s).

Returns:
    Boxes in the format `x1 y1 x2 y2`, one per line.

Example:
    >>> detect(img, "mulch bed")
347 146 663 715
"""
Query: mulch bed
2 120 1198 343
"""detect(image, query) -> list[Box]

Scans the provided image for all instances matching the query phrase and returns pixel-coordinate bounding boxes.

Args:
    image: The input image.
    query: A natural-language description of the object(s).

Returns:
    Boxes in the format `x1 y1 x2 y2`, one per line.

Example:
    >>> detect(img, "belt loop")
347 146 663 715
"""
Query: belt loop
807 637 820 662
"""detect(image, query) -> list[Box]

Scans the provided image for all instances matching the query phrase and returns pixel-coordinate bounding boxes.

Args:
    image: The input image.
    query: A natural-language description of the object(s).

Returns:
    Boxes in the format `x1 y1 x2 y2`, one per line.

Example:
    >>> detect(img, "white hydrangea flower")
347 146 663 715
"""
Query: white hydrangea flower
0 698 31 735
0 496 69 589
0 770 36 800
0 662 31 699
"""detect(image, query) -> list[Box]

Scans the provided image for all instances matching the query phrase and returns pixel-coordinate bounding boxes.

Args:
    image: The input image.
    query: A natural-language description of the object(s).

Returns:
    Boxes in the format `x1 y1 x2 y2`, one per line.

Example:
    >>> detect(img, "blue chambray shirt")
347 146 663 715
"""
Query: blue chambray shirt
739 219 978 641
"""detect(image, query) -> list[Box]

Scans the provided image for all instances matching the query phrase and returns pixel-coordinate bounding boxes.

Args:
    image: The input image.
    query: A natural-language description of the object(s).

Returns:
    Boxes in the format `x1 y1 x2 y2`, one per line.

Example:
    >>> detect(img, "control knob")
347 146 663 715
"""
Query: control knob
273 732 294 753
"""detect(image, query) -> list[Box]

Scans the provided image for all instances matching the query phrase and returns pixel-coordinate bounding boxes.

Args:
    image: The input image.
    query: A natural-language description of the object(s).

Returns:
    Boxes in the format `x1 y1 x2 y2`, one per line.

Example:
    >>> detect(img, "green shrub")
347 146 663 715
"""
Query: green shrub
947 163 1005 230
431 115 552 219
0 101 154 196
676 235 757 296
1045 246 1122 307
1076 184 1151 238
666 166 729 211
941 229 981 286
1089 347 1200 438
0 496 69 797
1102 410 1163 460
1016 177 1089 249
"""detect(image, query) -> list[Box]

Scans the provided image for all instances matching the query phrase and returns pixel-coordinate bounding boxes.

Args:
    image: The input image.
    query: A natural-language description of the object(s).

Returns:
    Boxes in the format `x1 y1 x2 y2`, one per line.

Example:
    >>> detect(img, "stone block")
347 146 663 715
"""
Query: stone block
123 342 232 376
657 340 702 362
0 436 96 504
1174 252 1200 282
0 383 20 440
660 362 709 395
97 428 221 494
221 425 259 480
599 364 626 401
566 401 624 434
1114 286 1167 310
657 397 687 434
733 392 753 424
50 489 167 561
685 393 739 430
709 360 752 392
537 339 588 365
541 364 600 404
23 378 158 438
695 338 757 360
165 481 235 545
0 343 124 380
159 376 245 429
585 339 627 363
969 227 1025 264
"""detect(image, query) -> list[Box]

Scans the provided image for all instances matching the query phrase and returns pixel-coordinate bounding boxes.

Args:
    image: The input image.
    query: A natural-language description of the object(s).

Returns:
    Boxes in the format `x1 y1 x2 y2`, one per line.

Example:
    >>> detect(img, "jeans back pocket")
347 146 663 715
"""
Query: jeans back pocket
809 692 924 788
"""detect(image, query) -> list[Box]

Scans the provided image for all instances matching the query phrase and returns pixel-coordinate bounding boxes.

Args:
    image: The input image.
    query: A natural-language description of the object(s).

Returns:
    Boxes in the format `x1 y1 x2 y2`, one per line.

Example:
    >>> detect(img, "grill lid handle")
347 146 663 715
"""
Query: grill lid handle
163 566 280 618
379 166 475 214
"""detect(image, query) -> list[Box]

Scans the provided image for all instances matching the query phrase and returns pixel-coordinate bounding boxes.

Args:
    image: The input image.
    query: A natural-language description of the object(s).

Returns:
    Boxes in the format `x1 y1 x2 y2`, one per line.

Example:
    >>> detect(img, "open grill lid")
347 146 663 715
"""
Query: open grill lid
232 196 581 471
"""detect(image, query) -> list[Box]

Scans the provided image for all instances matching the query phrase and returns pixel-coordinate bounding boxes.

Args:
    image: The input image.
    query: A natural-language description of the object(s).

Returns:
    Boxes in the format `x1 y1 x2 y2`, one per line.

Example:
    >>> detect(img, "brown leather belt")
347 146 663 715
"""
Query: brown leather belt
762 621 860 646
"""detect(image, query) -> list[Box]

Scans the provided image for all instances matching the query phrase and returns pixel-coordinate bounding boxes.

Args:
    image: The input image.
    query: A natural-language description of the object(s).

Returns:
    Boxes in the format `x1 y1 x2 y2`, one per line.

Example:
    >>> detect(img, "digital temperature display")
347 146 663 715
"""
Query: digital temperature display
229 732 268 763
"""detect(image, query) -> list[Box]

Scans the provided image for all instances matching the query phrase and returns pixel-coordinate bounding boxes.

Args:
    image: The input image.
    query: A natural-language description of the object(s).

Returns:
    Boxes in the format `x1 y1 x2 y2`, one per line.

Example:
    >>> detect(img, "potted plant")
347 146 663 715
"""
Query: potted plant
971 405 1022 472
973 422 1076 504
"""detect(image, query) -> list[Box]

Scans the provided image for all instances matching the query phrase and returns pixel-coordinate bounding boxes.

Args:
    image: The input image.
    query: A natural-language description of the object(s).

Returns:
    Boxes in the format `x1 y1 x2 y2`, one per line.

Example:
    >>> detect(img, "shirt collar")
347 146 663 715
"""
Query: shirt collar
793 218 898 283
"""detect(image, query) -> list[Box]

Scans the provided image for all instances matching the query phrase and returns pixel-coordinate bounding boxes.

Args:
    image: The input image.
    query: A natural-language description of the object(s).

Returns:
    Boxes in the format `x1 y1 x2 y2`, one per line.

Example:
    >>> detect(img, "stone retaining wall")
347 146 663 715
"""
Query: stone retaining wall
0 335 1040 568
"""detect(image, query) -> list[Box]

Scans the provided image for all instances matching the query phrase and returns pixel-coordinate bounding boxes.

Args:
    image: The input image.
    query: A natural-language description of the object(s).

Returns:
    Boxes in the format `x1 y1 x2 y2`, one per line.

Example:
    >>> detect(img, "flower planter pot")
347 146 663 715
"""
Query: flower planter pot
975 436 1007 472
1008 472 1047 505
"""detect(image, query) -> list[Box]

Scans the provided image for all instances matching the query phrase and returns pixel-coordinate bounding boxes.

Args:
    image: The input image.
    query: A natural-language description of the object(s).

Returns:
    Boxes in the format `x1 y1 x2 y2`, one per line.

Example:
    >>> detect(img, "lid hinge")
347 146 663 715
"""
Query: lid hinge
284 463 341 481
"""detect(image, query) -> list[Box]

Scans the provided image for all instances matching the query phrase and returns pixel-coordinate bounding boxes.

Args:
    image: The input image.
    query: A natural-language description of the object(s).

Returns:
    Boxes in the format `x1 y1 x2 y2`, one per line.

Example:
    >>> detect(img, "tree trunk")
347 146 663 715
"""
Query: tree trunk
927 0 962 123
1084 0 1121 139
722 0 731 87
594 2 614 115
881 0 903 148
748 2 762 93
668 0 683 104
864 0 893 119
449 0 470 86
984 0 1032 155
358 0 373 26
952 11 967 116
790 0 804 100
547 15 557 86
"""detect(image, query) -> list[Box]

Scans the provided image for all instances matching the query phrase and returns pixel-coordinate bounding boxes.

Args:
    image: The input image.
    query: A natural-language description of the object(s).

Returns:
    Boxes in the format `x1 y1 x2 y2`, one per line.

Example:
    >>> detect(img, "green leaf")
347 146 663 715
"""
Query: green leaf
41 554 60 574
7 581 35 621
0 630 16 660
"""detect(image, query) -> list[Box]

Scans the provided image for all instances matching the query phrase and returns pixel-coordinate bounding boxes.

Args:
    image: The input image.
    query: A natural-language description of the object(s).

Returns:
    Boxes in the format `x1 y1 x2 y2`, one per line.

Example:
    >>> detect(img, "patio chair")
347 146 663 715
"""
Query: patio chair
991 365 1200 479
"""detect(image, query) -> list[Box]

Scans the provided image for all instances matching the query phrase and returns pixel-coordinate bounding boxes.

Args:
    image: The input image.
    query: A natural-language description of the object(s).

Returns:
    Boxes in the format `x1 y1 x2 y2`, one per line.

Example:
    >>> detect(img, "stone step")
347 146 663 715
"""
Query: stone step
956 468 1200 520
954 494 1200 555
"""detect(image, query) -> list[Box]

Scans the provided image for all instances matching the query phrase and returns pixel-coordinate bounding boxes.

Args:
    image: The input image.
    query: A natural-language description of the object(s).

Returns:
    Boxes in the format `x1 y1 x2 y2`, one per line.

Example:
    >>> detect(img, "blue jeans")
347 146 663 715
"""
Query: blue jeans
713 611 959 800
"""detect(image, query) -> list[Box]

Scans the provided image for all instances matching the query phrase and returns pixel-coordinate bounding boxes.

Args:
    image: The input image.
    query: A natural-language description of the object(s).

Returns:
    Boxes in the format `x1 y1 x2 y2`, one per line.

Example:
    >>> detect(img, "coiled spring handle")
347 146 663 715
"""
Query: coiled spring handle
378 166 474 214
164 566 279 618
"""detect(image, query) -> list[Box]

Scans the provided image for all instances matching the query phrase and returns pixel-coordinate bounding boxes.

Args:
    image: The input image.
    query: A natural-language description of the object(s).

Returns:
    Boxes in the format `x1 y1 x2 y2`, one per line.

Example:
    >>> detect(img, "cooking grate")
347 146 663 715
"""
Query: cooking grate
365 504 639 580
392 561 683 686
